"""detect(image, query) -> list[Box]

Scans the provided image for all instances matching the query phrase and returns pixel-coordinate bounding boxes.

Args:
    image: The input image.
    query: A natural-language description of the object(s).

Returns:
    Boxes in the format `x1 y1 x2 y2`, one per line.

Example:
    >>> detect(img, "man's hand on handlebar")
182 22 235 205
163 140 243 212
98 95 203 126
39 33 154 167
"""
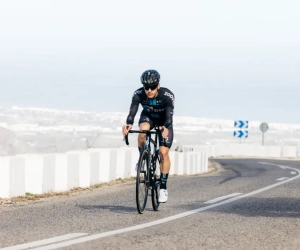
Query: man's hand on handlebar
159 126 169 139
122 124 132 136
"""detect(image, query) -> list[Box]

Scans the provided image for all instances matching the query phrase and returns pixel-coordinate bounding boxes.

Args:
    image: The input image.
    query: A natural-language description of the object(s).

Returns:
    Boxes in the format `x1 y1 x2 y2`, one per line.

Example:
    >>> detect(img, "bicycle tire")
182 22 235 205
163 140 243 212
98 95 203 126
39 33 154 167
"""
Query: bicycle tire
136 150 149 214
151 154 161 211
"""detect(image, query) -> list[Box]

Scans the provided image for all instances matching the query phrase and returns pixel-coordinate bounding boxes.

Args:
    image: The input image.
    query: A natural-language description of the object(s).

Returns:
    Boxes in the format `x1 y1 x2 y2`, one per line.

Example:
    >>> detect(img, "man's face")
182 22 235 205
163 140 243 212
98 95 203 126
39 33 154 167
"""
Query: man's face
144 83 160 98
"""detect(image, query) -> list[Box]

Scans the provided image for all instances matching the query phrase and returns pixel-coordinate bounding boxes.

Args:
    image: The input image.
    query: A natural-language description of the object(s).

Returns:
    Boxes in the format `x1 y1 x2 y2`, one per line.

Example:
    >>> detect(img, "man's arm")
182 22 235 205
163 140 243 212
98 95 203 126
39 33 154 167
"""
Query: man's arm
126 92 140 125
164 92 175 129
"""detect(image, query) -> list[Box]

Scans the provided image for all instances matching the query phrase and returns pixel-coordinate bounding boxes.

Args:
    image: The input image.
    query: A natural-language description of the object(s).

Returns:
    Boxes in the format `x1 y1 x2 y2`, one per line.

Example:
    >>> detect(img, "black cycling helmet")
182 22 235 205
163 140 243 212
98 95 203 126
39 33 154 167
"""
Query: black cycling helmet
140 69 160 85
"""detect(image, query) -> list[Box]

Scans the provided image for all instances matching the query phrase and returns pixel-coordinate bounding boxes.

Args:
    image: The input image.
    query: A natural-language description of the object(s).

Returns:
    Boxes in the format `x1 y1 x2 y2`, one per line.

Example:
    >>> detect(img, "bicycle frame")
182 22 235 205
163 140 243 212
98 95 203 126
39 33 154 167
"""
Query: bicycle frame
124 127 162 213
124 126 161 186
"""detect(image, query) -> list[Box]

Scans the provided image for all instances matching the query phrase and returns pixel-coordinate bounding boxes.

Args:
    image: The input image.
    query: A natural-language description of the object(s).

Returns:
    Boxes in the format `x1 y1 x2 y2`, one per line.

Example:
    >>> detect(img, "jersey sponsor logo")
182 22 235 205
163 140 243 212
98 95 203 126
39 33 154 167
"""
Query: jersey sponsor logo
133 90 143 96
143 105 164 113
164 92 175 102
153 108 164 112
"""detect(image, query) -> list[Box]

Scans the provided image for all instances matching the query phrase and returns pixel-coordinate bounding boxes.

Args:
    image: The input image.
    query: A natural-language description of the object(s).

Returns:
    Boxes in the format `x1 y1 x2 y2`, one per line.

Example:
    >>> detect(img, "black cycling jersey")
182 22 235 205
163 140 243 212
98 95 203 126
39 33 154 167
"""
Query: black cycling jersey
126 87 175 128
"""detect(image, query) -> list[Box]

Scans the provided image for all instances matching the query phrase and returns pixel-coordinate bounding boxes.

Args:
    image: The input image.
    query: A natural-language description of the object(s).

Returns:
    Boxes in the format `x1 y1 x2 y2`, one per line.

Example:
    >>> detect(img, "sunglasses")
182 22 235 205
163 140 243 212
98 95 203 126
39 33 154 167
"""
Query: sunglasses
144 84 158 91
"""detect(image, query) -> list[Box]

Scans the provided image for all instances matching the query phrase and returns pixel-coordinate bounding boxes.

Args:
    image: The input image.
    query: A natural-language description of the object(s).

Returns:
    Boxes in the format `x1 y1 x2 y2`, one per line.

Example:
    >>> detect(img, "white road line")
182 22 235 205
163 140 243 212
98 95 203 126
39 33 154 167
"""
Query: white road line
204 193 243 204
0 234 88 250
258 162 289 169
291 171 297 175
29 162 300 250
259 162 289 170
276 177 289 181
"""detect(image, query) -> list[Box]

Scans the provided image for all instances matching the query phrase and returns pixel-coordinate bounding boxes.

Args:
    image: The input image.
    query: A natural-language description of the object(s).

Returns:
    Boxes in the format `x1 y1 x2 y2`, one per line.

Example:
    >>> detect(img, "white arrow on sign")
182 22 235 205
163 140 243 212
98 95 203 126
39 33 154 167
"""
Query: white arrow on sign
233 130 248 138
234 120 249 129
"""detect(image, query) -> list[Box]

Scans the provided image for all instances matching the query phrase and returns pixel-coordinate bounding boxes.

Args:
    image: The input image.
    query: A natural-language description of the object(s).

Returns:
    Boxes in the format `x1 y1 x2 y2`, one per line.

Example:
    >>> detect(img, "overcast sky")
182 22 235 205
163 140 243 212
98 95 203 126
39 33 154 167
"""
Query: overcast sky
0 0 299 123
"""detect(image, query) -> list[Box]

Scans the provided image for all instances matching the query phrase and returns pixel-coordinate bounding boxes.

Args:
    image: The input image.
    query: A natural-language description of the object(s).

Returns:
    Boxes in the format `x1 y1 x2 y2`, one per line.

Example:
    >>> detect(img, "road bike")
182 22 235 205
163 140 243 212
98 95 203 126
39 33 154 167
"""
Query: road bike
124 126 162 214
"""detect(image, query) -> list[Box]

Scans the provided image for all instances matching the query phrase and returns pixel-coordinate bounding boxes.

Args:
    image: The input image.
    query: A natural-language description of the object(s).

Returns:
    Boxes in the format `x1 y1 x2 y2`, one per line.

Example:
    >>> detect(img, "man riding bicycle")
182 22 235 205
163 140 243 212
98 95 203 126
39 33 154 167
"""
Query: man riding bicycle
122 69 175 203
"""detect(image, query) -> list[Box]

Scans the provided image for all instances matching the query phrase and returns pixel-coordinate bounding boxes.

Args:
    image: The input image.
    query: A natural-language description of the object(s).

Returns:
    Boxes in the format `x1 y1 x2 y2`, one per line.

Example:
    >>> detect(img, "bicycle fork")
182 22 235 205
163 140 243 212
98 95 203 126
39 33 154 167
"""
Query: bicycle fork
144 134 160 189
150 149 160 188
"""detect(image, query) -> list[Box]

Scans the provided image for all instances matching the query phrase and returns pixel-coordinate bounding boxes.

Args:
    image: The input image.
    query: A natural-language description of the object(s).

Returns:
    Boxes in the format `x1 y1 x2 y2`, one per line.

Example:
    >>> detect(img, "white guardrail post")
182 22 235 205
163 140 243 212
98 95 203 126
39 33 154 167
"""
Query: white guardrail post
0 157 12 198
0 147 209 198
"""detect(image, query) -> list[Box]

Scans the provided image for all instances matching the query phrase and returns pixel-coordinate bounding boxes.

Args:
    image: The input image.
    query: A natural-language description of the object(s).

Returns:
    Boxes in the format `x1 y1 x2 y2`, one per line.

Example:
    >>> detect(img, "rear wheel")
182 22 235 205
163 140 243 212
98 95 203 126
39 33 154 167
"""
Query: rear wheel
151 154 161 211
136 150 149 214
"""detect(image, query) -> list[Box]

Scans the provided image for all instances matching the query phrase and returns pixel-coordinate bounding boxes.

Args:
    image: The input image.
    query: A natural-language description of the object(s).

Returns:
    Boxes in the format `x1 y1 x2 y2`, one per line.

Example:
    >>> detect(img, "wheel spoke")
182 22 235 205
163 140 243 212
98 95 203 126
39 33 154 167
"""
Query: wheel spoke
136 150 149 214
151 155 161 211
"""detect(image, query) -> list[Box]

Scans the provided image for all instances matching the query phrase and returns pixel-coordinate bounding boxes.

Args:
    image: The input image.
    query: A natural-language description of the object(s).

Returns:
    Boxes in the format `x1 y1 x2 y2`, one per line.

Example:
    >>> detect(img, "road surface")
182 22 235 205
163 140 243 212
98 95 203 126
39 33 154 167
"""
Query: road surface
1 158 300 249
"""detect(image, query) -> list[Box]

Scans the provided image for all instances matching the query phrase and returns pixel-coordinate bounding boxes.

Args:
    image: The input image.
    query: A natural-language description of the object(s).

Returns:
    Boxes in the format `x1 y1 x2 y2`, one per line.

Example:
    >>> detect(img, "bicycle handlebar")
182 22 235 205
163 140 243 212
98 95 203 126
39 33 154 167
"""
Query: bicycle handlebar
128 130 158 134
124 127 163 146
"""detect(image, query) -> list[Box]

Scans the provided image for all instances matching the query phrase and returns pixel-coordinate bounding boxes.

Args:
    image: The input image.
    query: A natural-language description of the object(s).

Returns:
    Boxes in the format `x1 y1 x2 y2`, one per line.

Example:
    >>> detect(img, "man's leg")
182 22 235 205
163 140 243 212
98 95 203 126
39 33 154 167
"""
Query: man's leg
138 122 150 150
158 126 173 203
159 146 170 189
135 114 153 171
137 112 153 152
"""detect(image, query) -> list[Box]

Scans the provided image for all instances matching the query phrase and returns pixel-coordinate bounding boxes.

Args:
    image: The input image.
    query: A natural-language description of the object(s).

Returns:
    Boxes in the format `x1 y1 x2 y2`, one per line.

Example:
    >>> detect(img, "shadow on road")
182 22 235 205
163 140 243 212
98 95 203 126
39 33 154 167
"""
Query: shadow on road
208 197 300 218
218 167 242 184
215 160 268 185
77 204 137 213
175 196 300 218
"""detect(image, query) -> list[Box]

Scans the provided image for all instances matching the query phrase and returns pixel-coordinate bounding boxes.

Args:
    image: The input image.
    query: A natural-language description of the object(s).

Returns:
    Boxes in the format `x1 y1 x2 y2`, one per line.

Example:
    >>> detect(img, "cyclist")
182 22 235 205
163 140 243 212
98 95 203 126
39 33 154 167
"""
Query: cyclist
122 69 175 203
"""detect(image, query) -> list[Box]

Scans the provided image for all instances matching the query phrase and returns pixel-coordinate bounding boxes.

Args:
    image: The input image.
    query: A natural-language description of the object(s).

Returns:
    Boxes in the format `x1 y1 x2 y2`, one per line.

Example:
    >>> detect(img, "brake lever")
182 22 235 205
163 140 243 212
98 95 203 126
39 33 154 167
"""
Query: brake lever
124 125 131 146
124 134 129 146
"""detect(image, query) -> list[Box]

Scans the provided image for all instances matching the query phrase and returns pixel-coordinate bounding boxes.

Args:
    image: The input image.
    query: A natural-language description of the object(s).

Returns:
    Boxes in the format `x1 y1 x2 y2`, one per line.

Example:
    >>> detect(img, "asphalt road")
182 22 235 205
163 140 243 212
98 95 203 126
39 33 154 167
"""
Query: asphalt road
1 158 300 250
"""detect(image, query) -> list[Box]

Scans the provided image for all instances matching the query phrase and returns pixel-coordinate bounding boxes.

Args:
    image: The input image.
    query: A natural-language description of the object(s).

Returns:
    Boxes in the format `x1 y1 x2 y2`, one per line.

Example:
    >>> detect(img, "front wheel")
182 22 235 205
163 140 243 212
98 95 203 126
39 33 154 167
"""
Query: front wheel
136 150 149 214
151 154 161 211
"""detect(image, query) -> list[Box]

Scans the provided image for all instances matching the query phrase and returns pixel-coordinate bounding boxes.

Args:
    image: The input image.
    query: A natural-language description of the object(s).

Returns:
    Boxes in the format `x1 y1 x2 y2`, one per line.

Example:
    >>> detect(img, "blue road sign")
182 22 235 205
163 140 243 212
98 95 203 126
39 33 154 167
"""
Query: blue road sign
233 130 248 138
234 120 249 129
